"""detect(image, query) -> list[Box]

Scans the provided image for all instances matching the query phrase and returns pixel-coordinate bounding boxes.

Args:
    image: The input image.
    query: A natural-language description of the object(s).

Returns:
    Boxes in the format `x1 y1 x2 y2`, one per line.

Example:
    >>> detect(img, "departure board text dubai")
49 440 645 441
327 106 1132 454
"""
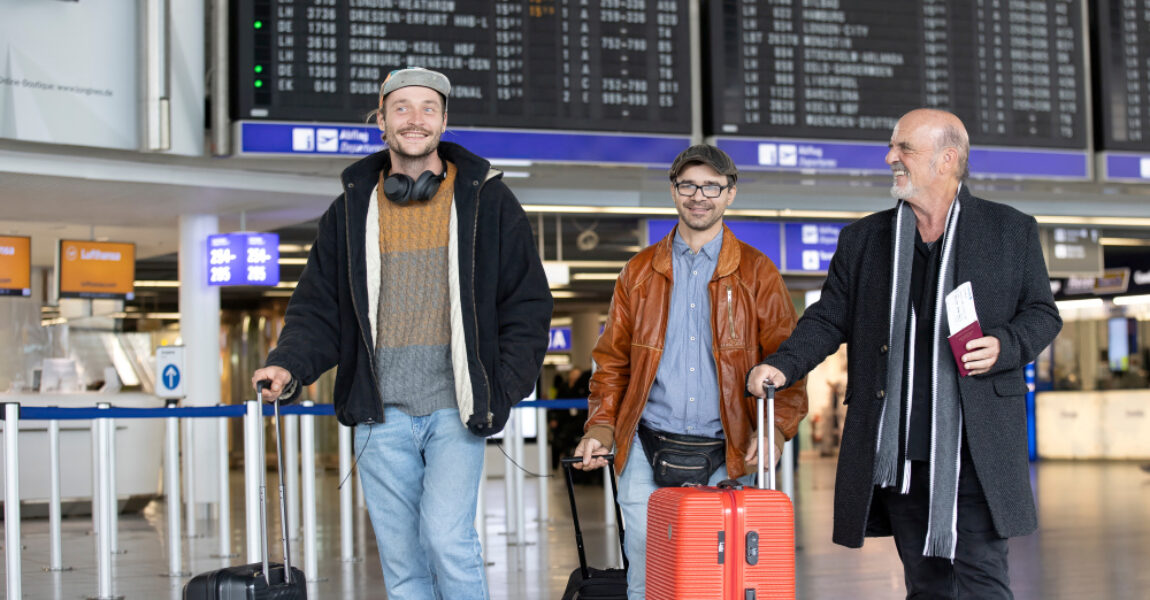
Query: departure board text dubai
234 0 692 134
706 0 1089 149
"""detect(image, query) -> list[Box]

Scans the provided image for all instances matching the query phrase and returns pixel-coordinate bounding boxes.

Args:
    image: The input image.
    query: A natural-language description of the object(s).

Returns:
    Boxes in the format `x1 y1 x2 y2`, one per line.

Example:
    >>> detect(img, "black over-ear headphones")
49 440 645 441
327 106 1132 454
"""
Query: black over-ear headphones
383 170 445 205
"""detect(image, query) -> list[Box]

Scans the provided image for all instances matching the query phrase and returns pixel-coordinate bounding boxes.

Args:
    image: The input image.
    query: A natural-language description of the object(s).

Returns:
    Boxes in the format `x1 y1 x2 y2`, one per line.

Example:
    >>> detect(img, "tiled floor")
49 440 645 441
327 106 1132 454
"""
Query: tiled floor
3 456 1150 599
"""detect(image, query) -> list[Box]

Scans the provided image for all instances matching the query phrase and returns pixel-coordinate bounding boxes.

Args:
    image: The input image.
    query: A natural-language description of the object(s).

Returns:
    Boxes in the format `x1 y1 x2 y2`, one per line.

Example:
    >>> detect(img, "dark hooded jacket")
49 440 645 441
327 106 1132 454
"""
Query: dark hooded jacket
267 142 553 436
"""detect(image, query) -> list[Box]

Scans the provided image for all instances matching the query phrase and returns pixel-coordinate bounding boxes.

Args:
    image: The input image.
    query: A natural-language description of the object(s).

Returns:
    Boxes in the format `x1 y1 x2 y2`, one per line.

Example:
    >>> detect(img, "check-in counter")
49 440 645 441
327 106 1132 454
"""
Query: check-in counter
1035 390 1150 459
0 392 165 514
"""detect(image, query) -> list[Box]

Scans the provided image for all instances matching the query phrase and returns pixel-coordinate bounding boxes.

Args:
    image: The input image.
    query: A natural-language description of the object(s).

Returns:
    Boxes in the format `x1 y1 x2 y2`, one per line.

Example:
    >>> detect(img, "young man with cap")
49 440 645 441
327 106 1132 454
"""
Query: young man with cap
573 144 807 599
252 67 552 599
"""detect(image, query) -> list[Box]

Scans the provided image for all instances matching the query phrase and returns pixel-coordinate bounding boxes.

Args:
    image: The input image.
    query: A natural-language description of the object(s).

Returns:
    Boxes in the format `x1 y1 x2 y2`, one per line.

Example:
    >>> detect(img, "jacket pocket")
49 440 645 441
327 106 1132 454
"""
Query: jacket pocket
992 374 1029 397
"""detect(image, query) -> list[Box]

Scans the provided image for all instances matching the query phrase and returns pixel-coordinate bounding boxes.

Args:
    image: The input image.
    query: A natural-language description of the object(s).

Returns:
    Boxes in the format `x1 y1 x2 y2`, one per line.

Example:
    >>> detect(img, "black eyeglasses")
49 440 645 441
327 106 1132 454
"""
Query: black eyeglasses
673 181 730 198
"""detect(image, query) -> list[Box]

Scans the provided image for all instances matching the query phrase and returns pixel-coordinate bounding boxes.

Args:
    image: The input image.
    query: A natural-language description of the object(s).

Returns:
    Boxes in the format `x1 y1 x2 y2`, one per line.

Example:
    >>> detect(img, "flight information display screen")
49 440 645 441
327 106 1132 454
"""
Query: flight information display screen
706 0 1089 149
233 0 692 134
1093 0 1150 151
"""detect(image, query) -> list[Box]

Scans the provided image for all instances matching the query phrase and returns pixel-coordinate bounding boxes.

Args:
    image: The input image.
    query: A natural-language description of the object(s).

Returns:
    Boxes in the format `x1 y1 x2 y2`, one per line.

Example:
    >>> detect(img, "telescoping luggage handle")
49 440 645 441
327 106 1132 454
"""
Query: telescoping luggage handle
256 380 294 586
757 381 777 491
560 454 628 579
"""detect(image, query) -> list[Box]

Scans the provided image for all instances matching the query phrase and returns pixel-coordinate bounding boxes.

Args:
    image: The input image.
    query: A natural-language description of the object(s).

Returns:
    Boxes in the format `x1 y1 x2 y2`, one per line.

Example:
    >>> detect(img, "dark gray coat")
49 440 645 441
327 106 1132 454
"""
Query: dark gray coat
266 142 553 436
763 187 1061 548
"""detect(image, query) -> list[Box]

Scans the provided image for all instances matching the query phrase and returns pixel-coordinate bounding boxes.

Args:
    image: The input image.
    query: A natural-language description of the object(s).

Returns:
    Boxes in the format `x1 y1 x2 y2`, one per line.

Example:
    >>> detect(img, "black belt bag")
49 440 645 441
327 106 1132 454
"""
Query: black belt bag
636 423 726 487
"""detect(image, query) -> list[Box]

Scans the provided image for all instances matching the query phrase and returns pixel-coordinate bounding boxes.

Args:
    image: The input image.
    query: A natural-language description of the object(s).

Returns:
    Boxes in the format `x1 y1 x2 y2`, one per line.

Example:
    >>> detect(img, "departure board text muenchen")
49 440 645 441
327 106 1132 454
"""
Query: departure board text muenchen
233 0 692 134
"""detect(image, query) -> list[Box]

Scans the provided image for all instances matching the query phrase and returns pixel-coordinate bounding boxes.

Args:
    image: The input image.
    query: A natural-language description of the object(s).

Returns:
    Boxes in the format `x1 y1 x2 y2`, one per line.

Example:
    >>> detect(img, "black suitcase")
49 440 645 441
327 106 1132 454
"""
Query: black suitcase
560 455 628 600
184 383 307 599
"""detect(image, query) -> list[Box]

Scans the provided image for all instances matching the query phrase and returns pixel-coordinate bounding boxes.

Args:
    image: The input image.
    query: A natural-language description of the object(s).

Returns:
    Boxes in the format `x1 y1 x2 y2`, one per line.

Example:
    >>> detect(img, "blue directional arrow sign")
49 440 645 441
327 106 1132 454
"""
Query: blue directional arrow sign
155 346 186 399
162 364 181 391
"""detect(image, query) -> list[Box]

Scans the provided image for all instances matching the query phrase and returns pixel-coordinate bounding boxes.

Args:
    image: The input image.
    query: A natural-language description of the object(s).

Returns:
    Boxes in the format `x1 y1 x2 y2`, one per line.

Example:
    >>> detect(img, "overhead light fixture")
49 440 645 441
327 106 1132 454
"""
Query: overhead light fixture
542 261 570 286
1054 298 1104 311
1101 237 1150 247
490 159 533 167
501 171 531 179
1036 216 1150 227
1113 294 1150 306
134 280 180 287
572 272 621 281
278 257 308 265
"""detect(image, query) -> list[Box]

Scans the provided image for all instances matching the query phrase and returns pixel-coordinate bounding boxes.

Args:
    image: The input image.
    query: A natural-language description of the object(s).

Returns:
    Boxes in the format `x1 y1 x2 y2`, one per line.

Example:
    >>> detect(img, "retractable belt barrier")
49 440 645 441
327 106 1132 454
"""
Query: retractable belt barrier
2 398 604 597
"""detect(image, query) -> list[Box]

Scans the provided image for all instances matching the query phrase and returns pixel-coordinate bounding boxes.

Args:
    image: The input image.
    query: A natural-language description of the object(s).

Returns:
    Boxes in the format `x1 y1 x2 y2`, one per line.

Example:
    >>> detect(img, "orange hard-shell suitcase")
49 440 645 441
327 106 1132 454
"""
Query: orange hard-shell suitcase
646 384 795 599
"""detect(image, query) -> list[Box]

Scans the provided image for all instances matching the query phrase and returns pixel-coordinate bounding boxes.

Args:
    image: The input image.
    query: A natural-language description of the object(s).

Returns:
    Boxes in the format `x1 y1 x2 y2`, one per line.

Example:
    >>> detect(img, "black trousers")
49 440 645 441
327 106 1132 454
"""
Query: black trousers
873 454 1012 599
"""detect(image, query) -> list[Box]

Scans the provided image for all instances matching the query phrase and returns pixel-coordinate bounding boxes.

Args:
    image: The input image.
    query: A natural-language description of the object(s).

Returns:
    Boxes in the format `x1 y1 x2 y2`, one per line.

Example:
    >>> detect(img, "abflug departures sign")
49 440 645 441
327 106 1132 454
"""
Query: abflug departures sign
233 0 692 134
706 0 1089 149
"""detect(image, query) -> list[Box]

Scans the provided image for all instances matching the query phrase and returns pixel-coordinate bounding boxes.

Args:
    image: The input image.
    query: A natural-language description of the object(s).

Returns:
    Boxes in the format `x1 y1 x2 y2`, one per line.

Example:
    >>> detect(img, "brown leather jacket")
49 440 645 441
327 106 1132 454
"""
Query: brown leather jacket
584 224 807 478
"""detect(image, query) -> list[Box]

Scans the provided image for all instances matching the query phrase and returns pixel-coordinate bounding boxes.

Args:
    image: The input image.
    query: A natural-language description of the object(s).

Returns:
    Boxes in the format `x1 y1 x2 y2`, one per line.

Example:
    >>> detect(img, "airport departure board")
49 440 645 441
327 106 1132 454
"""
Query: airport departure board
1093 0 1150 151
706 0 1089 149
233 0 692 134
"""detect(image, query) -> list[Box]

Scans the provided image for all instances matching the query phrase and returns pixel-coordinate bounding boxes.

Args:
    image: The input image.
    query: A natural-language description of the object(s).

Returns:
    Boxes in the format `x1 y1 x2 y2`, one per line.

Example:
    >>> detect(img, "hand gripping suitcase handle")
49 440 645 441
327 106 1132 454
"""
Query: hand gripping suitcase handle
757 381 777 491
256 379 295 586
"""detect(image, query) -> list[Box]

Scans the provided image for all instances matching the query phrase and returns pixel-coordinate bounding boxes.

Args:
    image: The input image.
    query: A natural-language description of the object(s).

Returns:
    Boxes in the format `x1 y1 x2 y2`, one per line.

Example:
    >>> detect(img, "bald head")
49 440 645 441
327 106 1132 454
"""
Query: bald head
896 109 970 182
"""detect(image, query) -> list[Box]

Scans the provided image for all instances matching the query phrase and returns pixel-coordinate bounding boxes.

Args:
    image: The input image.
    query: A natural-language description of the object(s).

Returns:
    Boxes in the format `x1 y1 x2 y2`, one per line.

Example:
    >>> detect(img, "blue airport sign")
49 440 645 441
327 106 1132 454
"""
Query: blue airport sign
646 220 782 266
715 138 1091 181
237 121 690 166
1102 153 1150 182
548 327 572 352
207 232 280 287
783 223 845 273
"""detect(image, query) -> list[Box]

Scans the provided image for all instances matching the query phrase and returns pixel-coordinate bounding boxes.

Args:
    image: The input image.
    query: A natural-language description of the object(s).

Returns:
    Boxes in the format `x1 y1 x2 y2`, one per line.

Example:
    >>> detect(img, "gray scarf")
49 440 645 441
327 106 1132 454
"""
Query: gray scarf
874 198 964 560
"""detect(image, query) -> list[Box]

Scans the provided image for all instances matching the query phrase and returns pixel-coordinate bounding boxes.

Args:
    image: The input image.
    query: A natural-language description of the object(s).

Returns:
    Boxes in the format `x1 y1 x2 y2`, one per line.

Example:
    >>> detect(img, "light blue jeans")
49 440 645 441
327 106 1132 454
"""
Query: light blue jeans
617 434 753 600
355 406 488 600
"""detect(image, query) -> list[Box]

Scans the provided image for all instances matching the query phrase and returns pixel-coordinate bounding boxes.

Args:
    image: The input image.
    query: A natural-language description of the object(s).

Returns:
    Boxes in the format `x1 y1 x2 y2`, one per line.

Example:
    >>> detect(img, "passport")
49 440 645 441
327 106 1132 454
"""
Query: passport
945 282 981 377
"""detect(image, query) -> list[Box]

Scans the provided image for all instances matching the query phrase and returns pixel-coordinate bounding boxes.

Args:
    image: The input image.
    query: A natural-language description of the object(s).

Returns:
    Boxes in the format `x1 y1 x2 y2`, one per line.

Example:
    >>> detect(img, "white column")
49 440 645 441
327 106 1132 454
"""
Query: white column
179 214 222 524
4 403 22 600
300 402 319 581
339 424 359 562
284 414 300 542
535 406 549 523
47 417 65 571
165 401 189 576
243 401 263 563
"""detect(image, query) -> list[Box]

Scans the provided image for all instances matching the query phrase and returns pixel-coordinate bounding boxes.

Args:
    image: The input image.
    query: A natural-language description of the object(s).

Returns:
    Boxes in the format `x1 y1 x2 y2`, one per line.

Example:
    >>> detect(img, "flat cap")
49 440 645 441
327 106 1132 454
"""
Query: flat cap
381 67 451 99
668 144 738 184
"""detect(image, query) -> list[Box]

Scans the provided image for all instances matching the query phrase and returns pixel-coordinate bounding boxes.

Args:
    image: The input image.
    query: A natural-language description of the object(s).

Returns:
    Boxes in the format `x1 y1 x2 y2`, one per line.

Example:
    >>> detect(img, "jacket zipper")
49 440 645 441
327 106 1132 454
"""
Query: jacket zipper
470 176 493 427
726 285 738 340
344 185 384 422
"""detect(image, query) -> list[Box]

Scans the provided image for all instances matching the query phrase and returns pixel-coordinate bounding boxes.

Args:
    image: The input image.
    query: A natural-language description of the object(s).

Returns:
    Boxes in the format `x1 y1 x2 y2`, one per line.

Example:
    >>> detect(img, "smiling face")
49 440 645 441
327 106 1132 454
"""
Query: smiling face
884 109 966 206
672 163 735 236
379 85 447 161
885 115 939 202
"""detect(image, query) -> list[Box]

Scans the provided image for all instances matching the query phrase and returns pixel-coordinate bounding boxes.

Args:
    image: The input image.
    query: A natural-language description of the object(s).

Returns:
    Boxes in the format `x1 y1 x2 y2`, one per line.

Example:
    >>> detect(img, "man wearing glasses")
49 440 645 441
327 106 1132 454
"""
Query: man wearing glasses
573 144 807 598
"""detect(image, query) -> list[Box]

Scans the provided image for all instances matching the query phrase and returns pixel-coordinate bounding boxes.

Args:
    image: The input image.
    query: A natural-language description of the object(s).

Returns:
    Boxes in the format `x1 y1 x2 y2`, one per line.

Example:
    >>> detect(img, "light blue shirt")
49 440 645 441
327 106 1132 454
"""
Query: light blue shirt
642 229 724 438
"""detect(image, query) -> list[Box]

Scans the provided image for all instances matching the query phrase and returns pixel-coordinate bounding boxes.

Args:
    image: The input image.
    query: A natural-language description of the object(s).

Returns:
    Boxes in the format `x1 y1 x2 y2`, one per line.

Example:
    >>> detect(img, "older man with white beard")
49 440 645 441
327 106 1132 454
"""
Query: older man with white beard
748 108 1061 599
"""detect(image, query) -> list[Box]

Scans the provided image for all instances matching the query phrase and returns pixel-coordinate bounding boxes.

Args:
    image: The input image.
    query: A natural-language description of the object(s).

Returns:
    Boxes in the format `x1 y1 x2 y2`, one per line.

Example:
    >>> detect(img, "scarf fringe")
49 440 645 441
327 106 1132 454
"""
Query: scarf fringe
873 448 899 489
923 529 957 561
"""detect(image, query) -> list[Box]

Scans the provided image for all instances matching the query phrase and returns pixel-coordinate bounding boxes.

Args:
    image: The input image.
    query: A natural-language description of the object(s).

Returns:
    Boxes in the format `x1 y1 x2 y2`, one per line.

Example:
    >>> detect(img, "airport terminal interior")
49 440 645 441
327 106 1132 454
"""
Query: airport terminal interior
3 0 1150 598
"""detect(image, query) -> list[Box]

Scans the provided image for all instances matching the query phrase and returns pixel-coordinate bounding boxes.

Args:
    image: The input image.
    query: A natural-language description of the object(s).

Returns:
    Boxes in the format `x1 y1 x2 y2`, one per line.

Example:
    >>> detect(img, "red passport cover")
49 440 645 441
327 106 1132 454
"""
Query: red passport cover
948 320 983 377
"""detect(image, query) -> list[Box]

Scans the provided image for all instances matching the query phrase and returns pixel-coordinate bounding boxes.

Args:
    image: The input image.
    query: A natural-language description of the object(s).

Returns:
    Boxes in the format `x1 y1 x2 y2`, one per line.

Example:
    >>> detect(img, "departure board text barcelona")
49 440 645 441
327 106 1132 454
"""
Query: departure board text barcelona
234 0 692 134
706 0 1089 149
